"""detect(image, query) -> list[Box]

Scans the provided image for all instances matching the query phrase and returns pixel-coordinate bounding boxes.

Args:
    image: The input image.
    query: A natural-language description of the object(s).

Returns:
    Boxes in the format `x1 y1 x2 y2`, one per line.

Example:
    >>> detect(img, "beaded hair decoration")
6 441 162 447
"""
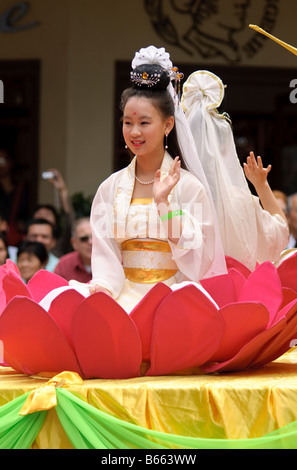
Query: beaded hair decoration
130 63 184 100
130 66 163 88
130 46 184 99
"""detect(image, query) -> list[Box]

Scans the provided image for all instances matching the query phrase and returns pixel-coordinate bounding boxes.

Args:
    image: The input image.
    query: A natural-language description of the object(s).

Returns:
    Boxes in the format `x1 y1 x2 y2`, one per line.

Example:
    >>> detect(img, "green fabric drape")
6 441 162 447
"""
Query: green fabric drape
1 388 297 449
0 392 47 449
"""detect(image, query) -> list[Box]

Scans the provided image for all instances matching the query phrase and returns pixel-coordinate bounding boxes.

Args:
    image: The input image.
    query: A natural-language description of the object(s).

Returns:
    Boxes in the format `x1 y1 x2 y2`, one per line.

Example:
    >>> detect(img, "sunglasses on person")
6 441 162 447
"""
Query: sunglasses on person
79 235 92 243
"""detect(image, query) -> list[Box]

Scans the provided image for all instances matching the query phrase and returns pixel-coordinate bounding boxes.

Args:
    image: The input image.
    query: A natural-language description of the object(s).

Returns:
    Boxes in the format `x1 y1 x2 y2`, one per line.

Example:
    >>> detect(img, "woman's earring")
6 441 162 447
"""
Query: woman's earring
125 144 128 149
165 134 168 149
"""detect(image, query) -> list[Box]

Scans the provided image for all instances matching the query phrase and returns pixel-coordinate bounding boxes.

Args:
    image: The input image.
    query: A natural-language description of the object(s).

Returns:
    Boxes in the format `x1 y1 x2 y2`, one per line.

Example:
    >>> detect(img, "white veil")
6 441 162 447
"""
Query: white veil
181 70 259 270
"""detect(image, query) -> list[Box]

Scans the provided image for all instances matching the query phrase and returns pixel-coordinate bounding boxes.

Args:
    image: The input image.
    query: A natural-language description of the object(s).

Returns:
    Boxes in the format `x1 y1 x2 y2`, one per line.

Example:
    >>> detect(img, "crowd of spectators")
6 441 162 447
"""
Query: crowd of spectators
0 151 92 284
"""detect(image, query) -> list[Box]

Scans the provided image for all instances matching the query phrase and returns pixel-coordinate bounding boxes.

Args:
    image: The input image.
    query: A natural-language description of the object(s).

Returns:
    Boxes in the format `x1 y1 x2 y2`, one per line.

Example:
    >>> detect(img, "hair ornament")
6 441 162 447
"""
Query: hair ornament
130 68 163 88
169 66 184 101
130 46 184 97
131 46 173 70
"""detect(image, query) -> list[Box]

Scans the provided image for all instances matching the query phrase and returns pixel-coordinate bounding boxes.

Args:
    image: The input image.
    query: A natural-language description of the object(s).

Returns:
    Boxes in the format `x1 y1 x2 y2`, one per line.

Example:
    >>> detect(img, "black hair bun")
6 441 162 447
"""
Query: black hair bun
130 64 170 90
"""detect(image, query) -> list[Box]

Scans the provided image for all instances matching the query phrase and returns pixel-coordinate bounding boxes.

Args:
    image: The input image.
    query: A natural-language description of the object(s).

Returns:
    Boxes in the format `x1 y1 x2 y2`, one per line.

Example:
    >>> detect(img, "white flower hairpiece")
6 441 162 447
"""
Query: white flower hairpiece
131 46 173 71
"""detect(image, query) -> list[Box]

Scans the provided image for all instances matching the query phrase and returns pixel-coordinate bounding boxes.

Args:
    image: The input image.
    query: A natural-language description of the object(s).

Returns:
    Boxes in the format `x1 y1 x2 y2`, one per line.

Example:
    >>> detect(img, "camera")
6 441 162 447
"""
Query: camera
41 171 55 180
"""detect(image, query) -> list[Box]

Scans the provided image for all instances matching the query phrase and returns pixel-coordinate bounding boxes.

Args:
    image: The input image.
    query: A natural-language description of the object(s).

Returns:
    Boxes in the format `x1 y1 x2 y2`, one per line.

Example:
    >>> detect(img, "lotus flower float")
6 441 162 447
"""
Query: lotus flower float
0 253 297 379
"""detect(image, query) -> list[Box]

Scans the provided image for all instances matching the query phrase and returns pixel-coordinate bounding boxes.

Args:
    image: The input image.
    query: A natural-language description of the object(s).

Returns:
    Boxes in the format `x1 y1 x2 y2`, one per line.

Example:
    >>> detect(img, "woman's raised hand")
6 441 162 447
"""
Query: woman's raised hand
153 157 181 204
243 151 271 189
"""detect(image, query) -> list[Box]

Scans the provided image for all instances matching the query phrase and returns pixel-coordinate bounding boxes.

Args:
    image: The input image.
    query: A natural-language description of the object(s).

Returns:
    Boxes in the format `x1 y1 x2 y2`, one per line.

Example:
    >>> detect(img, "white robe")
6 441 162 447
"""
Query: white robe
90 153 220 311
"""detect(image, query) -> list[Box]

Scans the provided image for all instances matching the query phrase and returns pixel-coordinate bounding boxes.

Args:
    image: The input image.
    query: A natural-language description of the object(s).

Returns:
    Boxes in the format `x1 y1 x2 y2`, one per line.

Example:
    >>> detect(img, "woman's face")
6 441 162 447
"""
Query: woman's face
123 96 174 161
0 238 8 265
17 252 45 283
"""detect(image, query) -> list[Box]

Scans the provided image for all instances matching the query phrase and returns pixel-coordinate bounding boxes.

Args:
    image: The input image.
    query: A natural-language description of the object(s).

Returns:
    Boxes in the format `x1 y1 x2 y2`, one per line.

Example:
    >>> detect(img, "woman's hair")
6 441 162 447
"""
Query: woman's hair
17 240 48 265
120 64 187 169
0 232 9 259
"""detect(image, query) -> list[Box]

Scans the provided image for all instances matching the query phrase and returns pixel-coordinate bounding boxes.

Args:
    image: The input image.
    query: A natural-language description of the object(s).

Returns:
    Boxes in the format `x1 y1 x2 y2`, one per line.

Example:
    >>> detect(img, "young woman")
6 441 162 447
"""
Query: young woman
88 47 226 312
17 240 48 283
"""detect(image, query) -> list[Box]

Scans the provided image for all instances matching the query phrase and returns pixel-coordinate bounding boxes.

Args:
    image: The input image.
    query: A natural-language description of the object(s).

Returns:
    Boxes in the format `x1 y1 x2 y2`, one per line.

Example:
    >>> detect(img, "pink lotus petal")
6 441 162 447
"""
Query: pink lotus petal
28 270 69 303
0 297 82 375
225 256 252 278
72 293 142 379
238 262 283 327
147 285 223 376
2 271 32 305
202 318 286 373
0 262 22 314
277 252 297 293
130 283 171 361
47 289 85 349
227 269 246 301
200 273 236 308
211 302 269 362
1 259 21 276
250 299 297 367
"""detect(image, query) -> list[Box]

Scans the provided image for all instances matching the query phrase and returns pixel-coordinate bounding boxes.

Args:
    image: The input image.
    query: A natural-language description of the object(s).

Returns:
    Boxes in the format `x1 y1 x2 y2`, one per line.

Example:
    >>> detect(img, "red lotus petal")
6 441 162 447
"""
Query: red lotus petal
129 283 171 361
279 288 297 311
2 271 32 304
211 302 269 362
200 273 236 308
0 297 82 375
47 289 85 349
250 299 297 367
225 256 251 278
72 293 142 379
147 285 223 376
277 251 297 293
238 262 283 327
202 317 286 373
28 270 69 303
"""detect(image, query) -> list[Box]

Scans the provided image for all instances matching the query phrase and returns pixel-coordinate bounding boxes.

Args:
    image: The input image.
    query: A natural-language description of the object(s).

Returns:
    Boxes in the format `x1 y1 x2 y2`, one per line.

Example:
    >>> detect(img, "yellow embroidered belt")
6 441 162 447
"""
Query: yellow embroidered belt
121 239 178 284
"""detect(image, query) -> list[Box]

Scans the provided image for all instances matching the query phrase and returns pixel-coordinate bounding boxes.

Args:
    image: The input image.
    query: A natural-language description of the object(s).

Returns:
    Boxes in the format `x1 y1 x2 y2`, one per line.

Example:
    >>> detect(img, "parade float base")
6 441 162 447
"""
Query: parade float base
1 350 297 449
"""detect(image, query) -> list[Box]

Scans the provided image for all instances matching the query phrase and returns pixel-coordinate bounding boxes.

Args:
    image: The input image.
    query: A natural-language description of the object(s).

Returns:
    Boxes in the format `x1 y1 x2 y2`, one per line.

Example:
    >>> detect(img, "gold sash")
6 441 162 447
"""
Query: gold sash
121 239 178 284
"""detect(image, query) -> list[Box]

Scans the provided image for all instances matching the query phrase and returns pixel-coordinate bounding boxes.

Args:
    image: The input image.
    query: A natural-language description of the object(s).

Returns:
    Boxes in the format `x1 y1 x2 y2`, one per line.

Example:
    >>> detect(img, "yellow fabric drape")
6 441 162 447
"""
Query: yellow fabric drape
19 372 84 416
1 350 297 449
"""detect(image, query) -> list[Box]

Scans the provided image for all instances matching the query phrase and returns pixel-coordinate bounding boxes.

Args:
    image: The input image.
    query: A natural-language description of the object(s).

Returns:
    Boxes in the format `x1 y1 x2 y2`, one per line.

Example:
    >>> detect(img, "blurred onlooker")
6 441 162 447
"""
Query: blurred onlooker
33 203 59 229
0 207 18 261
54 217 92 282
0 207 7 234
272 190 288 217
0 149 28 246
0 233 9 265
25 218 59 272
287 193 297 248
37 168 73 257
17 240 48 283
